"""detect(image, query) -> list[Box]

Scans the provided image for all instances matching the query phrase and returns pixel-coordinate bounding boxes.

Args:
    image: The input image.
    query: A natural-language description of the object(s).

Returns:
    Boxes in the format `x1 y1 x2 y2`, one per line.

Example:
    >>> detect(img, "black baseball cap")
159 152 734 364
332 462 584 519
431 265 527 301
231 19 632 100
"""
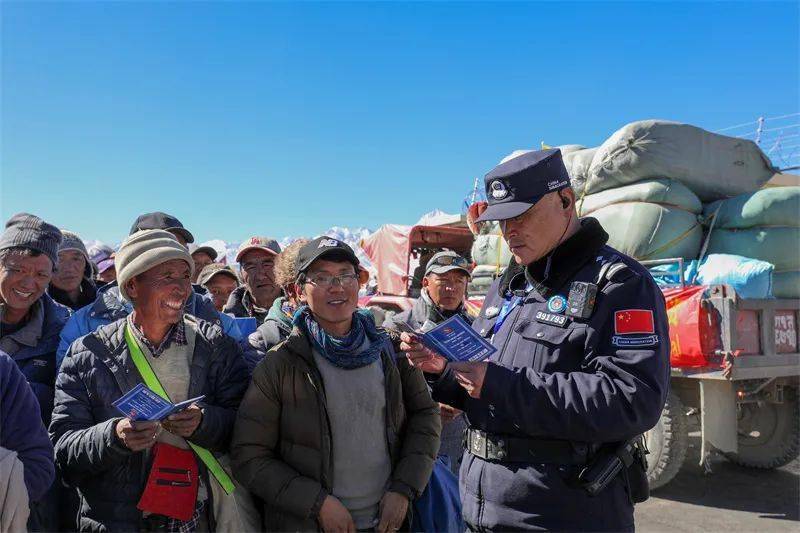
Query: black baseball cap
476 149 571 222
129 212 195 244
296 237 360 276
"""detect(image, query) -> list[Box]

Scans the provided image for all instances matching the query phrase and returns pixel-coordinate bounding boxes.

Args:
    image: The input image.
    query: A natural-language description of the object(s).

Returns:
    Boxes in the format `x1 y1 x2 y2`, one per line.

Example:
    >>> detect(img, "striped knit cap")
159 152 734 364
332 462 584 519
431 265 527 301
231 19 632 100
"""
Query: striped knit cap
0 213 62 266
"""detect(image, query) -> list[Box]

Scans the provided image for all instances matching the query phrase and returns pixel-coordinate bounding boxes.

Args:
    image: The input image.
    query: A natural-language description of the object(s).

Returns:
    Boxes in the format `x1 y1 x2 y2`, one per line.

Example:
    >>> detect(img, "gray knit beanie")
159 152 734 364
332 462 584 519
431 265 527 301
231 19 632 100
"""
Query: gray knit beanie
116 229 194 301
0 213 62 266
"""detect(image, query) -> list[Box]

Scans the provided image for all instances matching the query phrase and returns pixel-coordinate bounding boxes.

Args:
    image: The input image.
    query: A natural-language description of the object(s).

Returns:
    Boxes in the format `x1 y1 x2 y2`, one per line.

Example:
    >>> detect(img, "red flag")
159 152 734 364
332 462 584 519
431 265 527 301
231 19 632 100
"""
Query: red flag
615 309 655 335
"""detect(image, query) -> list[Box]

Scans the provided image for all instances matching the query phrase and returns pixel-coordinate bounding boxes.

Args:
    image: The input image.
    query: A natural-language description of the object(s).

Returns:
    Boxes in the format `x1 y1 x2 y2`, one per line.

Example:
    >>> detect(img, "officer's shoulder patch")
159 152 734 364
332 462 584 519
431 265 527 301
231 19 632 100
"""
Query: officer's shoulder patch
607 263 636 284
598 262 640 294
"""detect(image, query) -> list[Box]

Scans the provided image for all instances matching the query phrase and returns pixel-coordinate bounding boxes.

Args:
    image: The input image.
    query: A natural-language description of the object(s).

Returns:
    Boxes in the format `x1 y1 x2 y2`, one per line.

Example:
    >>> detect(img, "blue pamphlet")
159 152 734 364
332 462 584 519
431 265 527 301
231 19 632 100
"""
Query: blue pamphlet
233 317 258 338
112 383 205 421
400 315 495 362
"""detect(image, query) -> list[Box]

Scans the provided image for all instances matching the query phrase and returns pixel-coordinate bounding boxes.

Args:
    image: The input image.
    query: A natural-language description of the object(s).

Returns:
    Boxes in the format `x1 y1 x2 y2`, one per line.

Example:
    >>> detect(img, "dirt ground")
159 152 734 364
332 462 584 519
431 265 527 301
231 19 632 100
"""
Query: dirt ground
635 430 799 532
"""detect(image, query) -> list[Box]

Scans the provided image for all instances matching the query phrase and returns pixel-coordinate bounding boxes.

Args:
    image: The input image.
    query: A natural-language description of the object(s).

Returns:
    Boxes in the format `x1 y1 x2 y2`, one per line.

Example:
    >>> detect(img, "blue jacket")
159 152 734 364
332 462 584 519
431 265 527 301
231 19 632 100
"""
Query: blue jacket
50 316 250 531
1 294 70 427
0 351 55 502
57 282 242 368
430 219 670 531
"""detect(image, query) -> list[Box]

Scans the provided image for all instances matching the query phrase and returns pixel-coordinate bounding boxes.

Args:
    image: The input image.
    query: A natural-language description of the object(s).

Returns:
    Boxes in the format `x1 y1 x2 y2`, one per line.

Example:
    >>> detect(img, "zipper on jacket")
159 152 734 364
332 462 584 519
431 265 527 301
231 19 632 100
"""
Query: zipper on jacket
381 349 397 463
305 368 334 492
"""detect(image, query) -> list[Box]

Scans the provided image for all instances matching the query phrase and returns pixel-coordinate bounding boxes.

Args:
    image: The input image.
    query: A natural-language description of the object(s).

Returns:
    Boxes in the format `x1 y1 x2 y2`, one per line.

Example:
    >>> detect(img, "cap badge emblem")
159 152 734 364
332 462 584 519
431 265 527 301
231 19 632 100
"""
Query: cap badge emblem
490 180 509 200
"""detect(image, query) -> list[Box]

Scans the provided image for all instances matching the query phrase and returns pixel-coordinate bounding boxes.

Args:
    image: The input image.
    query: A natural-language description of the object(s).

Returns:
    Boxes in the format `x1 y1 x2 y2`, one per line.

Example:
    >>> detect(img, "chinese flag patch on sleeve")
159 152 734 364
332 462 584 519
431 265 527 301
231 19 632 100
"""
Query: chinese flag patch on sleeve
614 309 655 335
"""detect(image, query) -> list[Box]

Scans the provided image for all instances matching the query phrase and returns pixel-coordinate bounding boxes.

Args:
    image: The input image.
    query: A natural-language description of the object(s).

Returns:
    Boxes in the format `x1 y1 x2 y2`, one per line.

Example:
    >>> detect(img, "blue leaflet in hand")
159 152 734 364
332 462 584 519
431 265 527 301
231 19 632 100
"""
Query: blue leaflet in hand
398 315 496 362
112 383 205 421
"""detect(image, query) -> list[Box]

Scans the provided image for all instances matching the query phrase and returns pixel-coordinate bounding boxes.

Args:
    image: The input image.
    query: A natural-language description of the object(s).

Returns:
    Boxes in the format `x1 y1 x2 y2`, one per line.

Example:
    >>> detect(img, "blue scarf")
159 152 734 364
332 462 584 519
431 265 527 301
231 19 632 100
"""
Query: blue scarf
293 305 387 370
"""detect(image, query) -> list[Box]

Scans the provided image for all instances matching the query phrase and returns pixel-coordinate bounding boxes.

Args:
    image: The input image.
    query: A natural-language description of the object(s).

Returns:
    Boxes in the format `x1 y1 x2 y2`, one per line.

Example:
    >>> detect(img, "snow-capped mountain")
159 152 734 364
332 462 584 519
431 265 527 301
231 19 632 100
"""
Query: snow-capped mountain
212 226 376 269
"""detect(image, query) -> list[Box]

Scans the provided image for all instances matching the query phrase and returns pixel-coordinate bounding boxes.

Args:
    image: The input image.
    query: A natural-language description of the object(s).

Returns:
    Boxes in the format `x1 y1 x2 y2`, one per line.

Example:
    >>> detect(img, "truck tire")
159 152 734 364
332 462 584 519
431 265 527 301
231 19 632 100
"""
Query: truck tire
645 391 689 490
724 388 800 469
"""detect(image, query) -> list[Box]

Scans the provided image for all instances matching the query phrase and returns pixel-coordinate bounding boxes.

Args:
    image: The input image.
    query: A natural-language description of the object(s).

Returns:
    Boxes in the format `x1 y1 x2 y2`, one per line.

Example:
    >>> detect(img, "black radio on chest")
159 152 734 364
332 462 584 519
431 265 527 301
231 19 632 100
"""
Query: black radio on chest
566 281 598 319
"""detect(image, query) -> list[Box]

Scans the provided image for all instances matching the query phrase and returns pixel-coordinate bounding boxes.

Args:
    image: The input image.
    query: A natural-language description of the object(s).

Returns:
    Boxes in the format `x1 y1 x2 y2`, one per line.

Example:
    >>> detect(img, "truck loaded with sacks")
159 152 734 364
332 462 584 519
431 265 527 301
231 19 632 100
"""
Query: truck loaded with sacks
468 119 800 489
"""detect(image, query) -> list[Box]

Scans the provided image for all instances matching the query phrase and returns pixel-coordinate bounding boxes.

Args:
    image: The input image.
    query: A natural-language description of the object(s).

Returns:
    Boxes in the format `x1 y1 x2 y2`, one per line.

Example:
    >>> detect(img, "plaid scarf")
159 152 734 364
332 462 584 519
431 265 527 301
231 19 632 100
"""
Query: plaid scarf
293 306 386 370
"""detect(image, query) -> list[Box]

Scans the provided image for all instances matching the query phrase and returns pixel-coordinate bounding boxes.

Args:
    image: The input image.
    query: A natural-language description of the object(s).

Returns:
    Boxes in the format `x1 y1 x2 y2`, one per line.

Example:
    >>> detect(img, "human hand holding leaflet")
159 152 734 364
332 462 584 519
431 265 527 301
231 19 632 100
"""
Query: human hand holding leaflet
162 404 203 437
399 331 448 375
398 314 495 367
112 382 205 422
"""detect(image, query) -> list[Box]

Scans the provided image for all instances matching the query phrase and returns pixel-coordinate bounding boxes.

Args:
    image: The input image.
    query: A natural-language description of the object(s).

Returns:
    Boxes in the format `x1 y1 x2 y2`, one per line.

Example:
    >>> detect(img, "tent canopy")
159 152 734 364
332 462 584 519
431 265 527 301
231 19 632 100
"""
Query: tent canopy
361 224 473 296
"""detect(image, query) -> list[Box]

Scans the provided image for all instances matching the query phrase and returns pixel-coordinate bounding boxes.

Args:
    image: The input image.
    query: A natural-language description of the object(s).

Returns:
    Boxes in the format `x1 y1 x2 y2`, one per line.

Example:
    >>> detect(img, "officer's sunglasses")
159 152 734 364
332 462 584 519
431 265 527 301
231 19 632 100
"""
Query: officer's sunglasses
430 256 470 268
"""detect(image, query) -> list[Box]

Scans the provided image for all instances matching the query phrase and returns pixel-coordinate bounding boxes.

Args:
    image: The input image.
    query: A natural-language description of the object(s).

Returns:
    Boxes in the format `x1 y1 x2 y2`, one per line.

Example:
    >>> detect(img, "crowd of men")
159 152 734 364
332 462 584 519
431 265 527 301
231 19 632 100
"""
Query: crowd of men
0 148 670 532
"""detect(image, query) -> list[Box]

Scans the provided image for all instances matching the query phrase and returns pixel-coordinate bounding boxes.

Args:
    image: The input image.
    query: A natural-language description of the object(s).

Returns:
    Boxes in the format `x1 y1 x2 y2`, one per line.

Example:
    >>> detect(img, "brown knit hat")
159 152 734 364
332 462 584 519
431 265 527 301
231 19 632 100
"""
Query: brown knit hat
115 229 193 301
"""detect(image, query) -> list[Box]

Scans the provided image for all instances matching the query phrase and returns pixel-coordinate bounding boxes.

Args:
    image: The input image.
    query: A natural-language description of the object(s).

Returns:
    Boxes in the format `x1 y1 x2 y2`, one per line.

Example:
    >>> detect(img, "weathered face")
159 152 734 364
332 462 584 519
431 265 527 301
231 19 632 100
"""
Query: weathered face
127 259 191 326
191 252 214 283
298 259 359 332
240 248 279 307
500 190 574 266
423 270 469 311
0 252 53 313
51 250 86 292
205 274 238 312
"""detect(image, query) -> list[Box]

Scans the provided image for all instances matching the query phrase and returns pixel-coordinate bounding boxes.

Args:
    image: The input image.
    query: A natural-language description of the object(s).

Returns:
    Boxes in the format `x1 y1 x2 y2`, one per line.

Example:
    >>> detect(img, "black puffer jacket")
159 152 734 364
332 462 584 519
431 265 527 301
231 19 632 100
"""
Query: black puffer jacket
50 316 250 532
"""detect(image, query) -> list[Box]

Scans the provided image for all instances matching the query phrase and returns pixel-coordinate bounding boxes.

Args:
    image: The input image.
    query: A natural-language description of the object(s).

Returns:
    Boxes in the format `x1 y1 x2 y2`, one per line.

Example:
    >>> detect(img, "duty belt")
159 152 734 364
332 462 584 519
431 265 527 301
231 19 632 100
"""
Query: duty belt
465 429 589 465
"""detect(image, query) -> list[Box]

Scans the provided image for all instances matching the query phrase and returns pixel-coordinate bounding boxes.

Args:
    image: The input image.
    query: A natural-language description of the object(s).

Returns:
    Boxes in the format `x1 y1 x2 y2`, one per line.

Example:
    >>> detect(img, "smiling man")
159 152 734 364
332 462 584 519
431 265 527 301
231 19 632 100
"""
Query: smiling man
57 212 243 368
51 229 249 531
224 236 282 323
0 213 70 531
48 231 97 311
232 237 440 533
0 214 69 426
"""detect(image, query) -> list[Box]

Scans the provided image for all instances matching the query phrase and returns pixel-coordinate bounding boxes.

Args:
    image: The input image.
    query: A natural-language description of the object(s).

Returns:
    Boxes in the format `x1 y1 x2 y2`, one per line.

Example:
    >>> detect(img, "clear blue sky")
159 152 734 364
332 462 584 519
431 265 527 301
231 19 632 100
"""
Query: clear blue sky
2 1 798 245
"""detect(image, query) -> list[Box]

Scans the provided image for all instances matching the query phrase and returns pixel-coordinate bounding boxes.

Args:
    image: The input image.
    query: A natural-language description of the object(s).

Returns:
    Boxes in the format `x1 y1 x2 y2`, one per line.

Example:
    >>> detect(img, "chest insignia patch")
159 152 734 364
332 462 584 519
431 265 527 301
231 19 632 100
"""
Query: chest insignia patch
547 295 567 314
535 310 569 328
484 306 500 319
612 335 660 347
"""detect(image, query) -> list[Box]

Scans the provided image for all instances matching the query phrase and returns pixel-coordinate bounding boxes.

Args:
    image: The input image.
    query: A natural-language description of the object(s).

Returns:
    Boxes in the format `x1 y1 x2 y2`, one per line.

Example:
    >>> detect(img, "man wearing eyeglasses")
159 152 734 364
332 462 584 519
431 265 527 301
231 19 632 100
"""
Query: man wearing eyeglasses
383 250 472 473
232 236 440 533
401 149 669 531
223 236 282 323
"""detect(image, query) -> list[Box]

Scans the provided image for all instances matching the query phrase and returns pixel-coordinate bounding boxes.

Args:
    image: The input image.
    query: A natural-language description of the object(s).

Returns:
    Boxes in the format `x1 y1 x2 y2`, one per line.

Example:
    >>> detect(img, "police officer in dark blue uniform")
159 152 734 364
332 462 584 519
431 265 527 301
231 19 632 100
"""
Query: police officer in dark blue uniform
401 149 670 531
